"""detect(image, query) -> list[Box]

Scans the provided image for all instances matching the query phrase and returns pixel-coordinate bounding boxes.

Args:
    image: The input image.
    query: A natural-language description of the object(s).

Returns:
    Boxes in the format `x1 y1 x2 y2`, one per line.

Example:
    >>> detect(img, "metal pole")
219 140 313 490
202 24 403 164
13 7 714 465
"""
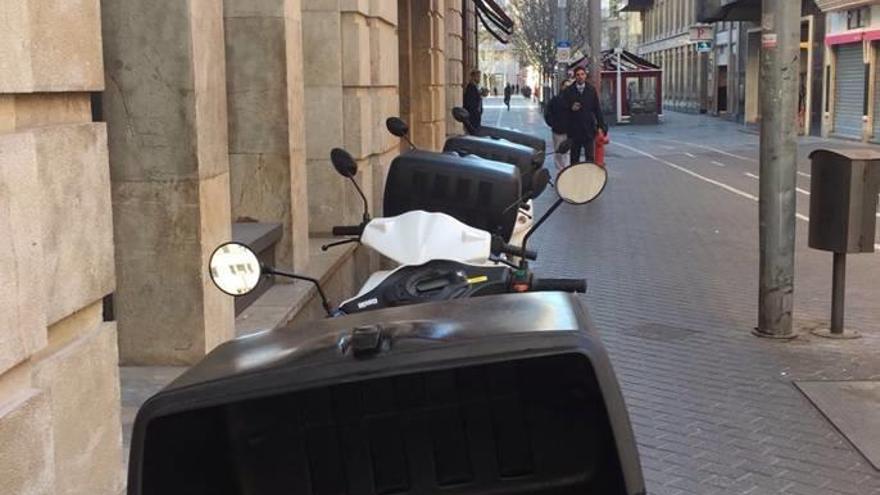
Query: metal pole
557 0 568 89
616 49 623 122
756 0 801 338
589 0 602 90
830 252 846 334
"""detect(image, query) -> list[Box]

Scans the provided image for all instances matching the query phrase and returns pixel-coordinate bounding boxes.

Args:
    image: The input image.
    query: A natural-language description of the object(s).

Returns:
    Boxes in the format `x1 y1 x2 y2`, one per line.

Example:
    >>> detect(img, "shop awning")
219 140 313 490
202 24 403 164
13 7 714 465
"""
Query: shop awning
815 0 876 12
620 0 655 12
568 49 662 75
475 0 514 44
697 0 760 23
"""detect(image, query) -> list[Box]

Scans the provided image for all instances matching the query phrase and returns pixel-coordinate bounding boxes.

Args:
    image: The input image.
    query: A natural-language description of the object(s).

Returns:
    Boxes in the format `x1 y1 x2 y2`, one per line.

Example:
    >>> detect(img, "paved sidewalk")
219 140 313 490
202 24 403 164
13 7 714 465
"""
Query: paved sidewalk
496 101 880 494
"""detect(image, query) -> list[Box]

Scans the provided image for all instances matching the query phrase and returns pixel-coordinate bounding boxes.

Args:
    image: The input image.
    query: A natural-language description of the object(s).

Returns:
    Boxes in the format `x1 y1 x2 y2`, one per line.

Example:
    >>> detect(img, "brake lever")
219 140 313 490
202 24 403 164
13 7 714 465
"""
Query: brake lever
321 238 359 252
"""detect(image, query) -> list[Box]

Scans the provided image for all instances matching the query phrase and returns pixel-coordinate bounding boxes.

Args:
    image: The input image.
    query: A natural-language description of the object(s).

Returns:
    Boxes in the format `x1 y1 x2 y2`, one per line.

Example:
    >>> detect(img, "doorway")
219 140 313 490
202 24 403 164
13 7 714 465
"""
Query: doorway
717 65 728 113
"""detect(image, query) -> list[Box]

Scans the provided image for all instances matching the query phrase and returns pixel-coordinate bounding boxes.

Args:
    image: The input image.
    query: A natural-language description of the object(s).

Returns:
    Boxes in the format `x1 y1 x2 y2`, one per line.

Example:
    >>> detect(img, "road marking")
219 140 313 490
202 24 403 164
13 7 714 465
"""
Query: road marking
711 160 726 167
744 173 813 196
745 172 760 180
613 141 880 250
684 152 696 158
798 171 811 178
612 142 758 201
651 137 758 162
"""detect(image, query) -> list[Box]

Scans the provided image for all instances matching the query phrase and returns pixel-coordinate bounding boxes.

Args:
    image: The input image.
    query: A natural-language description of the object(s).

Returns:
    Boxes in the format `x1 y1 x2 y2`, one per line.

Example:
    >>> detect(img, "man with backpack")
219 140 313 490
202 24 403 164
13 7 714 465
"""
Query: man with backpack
544 79 572 171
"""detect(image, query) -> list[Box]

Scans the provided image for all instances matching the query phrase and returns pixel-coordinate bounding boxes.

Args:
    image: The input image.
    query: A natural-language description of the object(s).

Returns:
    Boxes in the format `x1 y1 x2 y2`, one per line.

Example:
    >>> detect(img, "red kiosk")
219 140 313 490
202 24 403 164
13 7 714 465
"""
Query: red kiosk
569 49 663 125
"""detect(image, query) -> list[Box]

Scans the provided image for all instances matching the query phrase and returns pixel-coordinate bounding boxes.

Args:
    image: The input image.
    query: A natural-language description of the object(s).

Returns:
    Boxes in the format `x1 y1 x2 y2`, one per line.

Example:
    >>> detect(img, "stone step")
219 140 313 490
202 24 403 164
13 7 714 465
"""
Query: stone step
230 221 282 316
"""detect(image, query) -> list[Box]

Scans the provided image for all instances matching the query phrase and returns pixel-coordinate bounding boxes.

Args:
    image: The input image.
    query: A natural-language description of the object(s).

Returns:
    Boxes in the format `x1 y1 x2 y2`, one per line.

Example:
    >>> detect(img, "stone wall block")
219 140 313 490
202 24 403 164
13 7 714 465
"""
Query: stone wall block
225 16 289 154
302 0 341 11
229 152 294 260
370 89 400 154
0 389 55 495
369 0 397 26
302 11 342 86
12 93 92 130
0 1 34 91
101 0 198 183
369 18 399 87
0 132 47 375
304 86 344 157
33 321 124 495
29 0 104 91
33 123 114 326
307 159 357 233
198 172 235 353
340 0 369 15
190 0 231 181
112 179 206 365
341 12 371 87
224 0 284 17
343 88 373 159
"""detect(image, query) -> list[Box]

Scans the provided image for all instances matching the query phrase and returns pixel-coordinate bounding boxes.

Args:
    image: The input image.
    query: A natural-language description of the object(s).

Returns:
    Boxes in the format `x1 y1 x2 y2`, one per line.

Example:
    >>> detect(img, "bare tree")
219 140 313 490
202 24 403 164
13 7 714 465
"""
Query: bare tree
508 0 593 80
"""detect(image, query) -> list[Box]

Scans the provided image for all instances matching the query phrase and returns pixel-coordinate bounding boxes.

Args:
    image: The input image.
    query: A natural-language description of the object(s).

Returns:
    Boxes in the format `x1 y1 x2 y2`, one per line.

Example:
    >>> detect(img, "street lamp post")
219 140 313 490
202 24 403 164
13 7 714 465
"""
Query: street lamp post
755 0 801 338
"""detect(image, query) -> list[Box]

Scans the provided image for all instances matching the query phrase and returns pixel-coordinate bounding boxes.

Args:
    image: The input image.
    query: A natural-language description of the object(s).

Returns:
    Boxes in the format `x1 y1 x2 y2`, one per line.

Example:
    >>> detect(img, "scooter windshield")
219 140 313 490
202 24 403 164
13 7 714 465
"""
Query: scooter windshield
361 210 493 266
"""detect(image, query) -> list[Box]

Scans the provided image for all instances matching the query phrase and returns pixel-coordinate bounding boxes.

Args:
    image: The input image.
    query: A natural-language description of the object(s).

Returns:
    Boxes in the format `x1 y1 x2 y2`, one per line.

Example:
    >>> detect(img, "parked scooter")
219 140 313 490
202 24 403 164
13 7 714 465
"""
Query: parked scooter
383 116 567 248
209 151 608 317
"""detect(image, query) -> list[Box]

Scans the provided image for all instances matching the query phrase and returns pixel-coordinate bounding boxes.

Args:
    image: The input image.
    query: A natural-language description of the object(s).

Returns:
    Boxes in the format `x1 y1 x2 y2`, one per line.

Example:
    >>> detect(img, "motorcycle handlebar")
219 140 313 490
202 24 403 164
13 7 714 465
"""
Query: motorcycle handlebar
501 243 537 261
331 225 363 237
530 278 587 293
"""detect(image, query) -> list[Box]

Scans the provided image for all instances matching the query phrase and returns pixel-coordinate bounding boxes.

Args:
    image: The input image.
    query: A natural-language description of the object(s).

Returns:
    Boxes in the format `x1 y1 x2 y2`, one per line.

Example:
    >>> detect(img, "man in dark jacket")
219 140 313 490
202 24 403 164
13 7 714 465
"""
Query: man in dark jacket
544 79 572 171
562 66 607 163
503 83 512 111
463 69 483 131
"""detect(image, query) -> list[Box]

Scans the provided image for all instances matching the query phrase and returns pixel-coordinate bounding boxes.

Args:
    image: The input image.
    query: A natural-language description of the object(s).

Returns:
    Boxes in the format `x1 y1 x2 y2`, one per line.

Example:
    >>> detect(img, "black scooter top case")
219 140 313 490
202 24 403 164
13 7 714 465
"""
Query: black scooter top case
474 125 547 155
127 293 646 495
443 135 542 195
383 150 520 242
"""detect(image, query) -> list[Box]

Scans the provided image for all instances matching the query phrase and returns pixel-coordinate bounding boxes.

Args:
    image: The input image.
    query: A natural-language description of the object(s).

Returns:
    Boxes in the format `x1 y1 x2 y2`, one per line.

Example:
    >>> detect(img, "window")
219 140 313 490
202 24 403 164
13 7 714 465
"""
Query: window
847 7 870 30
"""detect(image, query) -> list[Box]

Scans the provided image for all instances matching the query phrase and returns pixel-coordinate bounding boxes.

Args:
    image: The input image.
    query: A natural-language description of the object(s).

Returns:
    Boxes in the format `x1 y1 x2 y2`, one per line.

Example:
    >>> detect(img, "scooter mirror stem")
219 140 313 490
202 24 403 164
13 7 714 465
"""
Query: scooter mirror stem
518 198 564 270
346 176 371 223
262 266 333 317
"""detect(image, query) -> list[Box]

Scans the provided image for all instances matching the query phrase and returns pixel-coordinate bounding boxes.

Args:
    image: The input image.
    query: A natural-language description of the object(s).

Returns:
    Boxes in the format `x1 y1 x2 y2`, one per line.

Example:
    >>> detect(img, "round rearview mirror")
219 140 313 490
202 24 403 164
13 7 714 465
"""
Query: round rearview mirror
556 138 573 154
556 162 607 204
330 148 358 178
528 168 551 200
385 117 410 138
452 107 470 124
209 242 262 296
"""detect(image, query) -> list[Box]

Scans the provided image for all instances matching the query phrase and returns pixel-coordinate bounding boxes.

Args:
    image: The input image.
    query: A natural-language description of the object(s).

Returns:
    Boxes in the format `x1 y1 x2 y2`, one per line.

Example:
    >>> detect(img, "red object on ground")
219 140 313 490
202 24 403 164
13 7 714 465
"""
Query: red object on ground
595 129 610 167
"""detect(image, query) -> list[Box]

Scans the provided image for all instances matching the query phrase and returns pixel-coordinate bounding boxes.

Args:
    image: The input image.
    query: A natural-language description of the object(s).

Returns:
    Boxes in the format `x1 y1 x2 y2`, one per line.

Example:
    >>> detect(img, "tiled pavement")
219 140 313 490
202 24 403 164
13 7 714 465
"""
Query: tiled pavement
495 98 880 494
119 97 880 494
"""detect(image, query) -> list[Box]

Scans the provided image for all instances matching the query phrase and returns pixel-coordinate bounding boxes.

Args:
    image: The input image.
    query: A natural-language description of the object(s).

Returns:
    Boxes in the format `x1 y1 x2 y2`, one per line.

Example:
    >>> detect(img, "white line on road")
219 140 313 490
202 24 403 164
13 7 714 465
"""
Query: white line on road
684 152 696 158
651 138 758 163
613 142 880 250
711 161 726 167
745 172 760 180
743 173 812 196
798 171 811 179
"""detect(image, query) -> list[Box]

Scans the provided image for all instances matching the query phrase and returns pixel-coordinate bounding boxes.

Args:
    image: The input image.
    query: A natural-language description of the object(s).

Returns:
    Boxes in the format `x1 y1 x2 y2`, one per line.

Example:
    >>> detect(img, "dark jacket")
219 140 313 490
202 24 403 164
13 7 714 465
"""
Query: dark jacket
463 82 483 129
544 94 569 135
562 82 606 140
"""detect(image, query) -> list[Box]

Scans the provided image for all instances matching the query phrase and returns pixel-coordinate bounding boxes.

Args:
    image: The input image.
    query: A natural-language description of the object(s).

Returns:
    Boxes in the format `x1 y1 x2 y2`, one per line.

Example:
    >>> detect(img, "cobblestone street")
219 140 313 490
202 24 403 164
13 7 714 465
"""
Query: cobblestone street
485 96 880 494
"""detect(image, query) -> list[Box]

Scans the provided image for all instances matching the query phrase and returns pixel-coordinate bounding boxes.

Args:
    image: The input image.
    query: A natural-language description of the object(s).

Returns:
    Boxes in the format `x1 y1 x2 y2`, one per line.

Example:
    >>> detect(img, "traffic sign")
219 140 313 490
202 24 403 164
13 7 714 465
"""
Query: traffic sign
556 41 572 63
695 41 712 53
689 25 713 43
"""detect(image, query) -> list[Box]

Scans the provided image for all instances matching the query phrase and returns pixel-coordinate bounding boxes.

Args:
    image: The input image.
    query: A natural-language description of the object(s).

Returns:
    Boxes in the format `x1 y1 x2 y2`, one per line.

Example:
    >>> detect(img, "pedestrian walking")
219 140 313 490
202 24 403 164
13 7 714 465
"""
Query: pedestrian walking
562 66 607 163
503 83 512 111
544 80 572 171
463 69 483 131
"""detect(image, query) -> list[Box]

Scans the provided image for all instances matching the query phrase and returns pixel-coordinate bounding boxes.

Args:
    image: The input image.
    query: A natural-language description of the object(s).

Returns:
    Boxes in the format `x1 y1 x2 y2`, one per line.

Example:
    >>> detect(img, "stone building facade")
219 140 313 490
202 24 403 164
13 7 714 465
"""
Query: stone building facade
1 0 477 493
631 0 708 113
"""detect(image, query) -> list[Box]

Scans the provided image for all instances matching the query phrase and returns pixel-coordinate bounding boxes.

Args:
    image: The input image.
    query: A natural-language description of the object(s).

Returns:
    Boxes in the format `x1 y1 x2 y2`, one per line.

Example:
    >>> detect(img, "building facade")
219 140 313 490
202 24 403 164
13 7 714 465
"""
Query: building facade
628 0 708 114
820 2 880 141
605 0 644 52
0 1 478 493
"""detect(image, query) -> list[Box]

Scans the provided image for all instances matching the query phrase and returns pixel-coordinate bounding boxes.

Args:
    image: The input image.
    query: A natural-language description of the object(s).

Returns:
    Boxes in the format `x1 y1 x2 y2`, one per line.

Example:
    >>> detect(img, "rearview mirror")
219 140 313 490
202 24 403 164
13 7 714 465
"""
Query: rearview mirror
556 138 572 154
556 162 607 204
330 148 358 178
209 242 262 296
385 117 410 138
452 107 470 124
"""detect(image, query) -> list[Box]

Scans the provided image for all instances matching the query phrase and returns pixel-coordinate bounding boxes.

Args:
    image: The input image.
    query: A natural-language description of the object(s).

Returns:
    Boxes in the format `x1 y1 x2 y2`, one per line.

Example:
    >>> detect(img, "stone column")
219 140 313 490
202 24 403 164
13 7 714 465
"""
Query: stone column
102 0 234 364
445 1 464 136
408 0 447 149
1 1 123 493
224 0 310 270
